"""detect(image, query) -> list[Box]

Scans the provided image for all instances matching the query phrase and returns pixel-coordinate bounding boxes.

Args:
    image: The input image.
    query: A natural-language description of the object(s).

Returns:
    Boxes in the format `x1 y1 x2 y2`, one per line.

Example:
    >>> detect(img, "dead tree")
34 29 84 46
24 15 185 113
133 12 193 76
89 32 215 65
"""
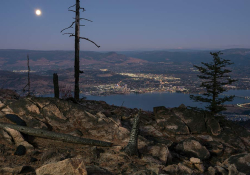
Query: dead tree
53 73 59 98
122 109 141 156
23 54 30 96
61 0 100 101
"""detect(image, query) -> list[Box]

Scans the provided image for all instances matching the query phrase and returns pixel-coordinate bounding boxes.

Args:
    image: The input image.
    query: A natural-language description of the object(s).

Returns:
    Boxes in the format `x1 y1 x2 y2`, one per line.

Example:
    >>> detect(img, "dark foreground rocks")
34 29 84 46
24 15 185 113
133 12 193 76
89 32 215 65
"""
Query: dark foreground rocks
0 97 250 174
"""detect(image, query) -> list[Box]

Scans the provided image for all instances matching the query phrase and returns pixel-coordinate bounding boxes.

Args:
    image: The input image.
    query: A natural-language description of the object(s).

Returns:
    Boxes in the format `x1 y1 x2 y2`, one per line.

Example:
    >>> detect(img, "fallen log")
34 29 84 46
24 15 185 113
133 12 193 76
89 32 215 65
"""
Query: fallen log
0 122 112 147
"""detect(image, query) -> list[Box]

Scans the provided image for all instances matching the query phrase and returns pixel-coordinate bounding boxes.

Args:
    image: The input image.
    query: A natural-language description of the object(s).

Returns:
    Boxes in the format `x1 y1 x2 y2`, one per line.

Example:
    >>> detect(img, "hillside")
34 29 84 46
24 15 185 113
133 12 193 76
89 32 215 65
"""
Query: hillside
0 50 147 71
0 95 249 174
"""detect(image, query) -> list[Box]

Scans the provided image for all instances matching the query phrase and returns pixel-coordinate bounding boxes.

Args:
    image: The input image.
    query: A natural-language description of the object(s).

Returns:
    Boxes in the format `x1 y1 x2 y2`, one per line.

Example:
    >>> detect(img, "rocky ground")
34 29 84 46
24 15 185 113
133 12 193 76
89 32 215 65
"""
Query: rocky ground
0 93 250 174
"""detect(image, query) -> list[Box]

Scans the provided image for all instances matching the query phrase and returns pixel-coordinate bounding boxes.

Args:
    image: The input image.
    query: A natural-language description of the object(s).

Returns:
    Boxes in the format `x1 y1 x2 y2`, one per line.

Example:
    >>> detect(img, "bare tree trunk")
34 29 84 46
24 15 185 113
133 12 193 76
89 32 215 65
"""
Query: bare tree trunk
23 54 31 96
53 73 59 98
27 54 30 96
61 1 100 100
74 0 80 101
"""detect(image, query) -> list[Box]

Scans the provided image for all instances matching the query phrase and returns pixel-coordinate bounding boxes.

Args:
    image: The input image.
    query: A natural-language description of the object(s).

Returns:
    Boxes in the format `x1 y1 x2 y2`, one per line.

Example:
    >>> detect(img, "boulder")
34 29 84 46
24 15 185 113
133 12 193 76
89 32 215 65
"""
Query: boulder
175 138 210 160
35 158 87 175
154 106 190 135
141 144 172 164
206 141 224 156
223 153 250 174
173 108 207 134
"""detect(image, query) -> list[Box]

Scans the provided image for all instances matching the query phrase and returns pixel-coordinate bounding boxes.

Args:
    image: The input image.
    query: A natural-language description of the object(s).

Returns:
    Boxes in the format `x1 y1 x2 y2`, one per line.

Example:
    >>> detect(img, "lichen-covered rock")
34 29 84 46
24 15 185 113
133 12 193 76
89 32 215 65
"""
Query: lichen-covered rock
35 158 87 175
175 138 210 160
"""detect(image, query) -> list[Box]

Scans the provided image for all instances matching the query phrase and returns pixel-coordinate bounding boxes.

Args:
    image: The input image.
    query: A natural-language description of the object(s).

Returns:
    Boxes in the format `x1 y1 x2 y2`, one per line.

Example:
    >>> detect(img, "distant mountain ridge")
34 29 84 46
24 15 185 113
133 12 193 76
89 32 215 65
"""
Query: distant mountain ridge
0 48 250 70
0 49 146 70
120 48 250 65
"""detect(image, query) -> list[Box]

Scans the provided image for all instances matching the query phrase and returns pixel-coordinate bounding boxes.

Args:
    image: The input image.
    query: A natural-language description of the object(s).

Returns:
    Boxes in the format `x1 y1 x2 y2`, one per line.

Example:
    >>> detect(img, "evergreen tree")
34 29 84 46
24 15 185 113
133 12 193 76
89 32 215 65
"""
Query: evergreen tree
190 51 237 114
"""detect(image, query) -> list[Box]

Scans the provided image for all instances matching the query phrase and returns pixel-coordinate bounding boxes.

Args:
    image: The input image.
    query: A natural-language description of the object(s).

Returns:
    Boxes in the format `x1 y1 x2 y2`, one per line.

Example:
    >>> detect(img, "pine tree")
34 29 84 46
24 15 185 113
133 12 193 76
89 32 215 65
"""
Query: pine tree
190 51 237 114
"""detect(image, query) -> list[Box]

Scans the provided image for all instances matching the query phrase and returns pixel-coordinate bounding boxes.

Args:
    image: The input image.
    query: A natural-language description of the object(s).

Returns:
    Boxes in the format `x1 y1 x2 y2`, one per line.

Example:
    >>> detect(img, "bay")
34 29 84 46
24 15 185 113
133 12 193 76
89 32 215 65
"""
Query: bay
83 90 250 111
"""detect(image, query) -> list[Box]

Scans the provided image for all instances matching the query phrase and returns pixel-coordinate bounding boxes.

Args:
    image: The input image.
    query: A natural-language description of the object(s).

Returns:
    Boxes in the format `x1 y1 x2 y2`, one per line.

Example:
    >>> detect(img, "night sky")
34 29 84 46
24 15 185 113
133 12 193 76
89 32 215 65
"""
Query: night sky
0 0 250 51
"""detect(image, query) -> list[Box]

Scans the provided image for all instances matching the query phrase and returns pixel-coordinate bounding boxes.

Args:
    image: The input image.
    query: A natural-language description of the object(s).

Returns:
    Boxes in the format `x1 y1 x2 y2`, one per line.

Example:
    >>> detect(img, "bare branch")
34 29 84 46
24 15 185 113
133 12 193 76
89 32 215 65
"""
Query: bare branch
79 37 100 48
63 33 74 35
77 18 93 22
68 4 76 10
68 10 76 12
61 21 75 33
80 7 86 12
69 35 100 48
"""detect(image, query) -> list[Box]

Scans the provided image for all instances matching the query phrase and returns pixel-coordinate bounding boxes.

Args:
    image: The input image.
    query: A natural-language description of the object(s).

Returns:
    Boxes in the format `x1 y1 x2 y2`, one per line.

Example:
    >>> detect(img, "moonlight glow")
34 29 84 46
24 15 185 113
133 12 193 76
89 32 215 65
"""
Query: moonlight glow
35 9 41 16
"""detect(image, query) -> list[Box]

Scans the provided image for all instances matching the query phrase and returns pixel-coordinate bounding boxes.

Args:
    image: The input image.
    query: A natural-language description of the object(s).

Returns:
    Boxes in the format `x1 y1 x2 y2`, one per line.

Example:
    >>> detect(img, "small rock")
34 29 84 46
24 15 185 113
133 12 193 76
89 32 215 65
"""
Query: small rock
0 166 24 175
228 164 239 175
36 158 87 175
163 164 179 174
14 145 26 156
5 114 27 126
197 135 213 142
30 157 38 162
178 163 193 174
178 104 186 109
223 153 250 174
207 166 216 175
190 157 201 164
4 127 34 152
133 169 158 175
214 166 227 175
190 157 204 172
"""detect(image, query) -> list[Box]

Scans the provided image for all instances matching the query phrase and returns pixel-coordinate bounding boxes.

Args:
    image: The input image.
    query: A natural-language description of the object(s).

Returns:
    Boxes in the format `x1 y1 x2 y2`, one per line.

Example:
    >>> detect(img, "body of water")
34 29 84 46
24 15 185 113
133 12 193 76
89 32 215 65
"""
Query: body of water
82 90 250 111
43 90 250 111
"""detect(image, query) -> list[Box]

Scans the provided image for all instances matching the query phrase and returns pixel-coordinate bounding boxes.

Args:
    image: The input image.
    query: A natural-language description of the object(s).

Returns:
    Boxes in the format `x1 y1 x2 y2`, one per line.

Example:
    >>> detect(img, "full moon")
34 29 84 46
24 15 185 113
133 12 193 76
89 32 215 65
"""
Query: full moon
36 9 41 16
